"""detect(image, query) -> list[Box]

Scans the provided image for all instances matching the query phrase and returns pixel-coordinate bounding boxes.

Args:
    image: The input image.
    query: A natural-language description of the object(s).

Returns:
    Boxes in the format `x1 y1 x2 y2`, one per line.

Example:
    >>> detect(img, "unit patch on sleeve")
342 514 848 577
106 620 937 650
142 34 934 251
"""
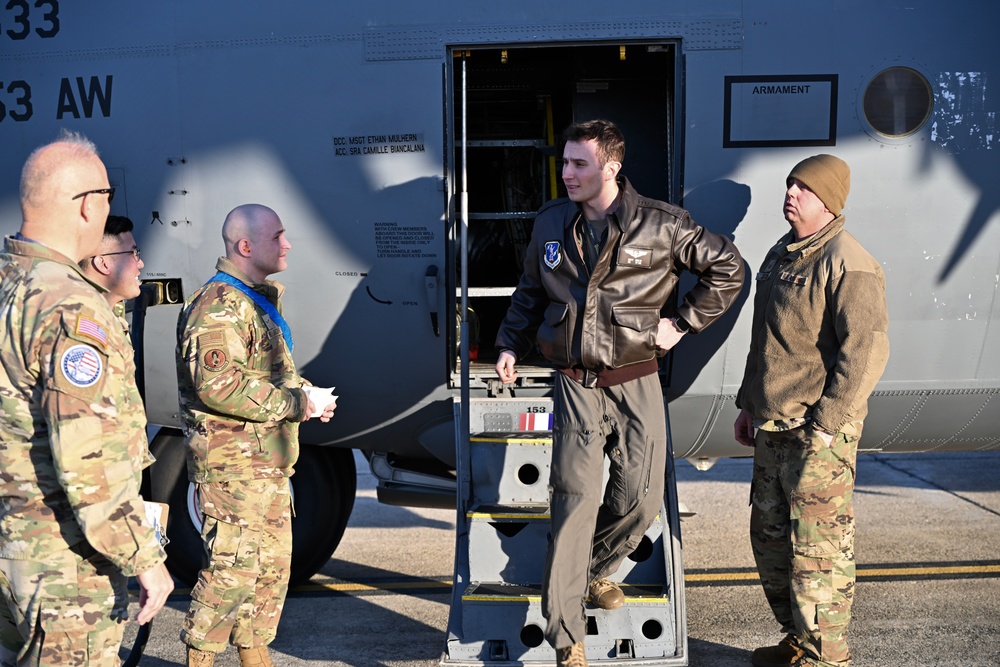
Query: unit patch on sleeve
544 241 562 270
60 344 104 387
202 349 229 372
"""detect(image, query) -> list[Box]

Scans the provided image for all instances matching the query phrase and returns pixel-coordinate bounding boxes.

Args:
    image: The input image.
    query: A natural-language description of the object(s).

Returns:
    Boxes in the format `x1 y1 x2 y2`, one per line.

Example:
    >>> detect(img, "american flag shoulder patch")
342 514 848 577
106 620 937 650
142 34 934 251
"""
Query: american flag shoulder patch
198 331 226 346
75 315 108 347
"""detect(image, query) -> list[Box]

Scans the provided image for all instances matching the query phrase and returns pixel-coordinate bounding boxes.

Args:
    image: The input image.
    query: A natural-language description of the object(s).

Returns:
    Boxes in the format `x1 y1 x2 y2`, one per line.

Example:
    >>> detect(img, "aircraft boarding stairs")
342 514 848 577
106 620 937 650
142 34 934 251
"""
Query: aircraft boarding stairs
442 396 687 666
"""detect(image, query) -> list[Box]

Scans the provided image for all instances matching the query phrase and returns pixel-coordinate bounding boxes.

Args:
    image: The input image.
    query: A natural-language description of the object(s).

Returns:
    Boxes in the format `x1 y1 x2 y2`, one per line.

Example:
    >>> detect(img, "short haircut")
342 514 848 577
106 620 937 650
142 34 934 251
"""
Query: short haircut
20 129 99 206
562 119 626 166
105 214 134 237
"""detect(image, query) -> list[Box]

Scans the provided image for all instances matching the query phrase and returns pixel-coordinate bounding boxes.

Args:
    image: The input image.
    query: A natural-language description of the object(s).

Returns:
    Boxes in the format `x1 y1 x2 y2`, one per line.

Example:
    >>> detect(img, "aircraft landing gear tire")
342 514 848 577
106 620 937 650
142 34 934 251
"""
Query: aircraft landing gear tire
148 430 357 587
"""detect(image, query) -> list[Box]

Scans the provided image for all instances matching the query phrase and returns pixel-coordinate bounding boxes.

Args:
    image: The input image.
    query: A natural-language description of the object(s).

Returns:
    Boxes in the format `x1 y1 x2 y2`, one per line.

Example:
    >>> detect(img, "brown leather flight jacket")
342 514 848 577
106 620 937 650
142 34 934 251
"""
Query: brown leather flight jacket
496 177 745 386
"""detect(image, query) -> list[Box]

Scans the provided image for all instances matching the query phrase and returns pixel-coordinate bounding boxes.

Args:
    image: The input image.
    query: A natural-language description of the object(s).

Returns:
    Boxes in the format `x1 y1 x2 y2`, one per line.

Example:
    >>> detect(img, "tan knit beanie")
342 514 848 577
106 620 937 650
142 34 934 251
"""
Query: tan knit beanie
786 154 851 215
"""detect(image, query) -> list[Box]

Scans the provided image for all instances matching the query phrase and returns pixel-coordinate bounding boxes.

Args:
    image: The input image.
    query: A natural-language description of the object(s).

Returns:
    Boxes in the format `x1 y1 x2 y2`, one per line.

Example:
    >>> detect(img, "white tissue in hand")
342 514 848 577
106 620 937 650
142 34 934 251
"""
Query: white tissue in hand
304 386 337 418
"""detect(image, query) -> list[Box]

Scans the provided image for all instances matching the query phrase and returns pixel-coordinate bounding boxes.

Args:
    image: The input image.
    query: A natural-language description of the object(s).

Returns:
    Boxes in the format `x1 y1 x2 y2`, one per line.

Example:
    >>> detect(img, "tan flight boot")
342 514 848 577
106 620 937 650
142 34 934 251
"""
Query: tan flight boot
751 634 806 667
186 647 216 667
588 577 624 610
556 641 588 667
238 646 275 667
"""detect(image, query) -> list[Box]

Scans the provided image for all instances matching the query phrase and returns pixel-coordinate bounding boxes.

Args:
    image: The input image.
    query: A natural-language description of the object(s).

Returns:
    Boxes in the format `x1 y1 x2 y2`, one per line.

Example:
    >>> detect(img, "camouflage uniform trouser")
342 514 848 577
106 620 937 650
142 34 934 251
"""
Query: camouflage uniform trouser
0 545 129 667
750 424 859 667
181 477 292 653
543 372 667 649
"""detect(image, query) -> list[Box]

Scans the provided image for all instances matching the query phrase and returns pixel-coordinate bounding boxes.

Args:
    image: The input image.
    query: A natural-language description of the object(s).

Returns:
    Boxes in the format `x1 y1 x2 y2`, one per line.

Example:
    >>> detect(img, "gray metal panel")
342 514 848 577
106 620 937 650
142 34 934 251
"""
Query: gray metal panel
470 439 552 506
365 19 741 61
467 510 668 586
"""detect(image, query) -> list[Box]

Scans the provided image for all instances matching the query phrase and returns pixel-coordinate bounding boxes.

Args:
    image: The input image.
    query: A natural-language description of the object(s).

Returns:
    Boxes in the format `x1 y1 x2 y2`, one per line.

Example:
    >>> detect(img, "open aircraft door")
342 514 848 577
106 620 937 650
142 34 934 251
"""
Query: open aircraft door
442 43 687 666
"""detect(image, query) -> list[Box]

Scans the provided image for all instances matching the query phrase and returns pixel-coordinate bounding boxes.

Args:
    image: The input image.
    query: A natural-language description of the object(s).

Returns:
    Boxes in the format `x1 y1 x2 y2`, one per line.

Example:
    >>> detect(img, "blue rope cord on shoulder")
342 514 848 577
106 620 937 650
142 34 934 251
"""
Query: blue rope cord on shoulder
208 271 294 351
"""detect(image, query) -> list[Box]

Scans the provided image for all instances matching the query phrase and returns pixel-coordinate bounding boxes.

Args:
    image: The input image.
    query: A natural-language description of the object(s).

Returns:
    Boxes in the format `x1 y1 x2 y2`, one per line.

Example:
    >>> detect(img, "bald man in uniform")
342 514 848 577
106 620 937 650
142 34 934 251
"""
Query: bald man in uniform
176 204 334 667
0 131 173 666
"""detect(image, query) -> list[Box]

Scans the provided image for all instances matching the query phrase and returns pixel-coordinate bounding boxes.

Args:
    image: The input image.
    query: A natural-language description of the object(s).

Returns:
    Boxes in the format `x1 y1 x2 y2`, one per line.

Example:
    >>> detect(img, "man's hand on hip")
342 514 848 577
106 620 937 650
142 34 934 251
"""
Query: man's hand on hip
655 317 687 351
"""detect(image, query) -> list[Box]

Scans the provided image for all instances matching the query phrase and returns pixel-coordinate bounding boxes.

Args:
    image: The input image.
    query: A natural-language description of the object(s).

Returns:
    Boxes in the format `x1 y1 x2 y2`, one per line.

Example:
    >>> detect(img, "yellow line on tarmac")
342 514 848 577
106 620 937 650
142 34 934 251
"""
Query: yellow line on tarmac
686 563 1000 583
686 571 760 582
860 563 1000 577
295 579 452 594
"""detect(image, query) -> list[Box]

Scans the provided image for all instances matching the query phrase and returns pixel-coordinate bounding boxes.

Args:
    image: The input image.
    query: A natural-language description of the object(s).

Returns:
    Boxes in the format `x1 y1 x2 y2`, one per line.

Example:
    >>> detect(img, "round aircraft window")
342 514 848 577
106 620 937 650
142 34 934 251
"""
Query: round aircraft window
862 67 933 138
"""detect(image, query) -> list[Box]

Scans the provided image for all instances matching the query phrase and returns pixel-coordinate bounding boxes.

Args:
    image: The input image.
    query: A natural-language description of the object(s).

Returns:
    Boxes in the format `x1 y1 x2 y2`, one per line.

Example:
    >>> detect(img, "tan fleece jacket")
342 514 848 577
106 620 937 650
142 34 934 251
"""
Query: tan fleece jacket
736 216 889 433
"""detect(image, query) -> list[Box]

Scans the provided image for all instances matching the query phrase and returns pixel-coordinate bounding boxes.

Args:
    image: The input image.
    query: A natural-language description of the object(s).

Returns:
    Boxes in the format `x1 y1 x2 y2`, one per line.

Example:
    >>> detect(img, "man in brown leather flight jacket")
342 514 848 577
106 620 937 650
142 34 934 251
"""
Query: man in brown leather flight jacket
495 119 745 667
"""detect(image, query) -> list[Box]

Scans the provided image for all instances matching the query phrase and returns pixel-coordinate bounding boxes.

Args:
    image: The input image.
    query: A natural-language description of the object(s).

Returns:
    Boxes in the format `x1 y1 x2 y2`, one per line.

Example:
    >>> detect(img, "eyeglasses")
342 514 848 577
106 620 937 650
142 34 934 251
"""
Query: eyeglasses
72 187 116 203
100 248 141 261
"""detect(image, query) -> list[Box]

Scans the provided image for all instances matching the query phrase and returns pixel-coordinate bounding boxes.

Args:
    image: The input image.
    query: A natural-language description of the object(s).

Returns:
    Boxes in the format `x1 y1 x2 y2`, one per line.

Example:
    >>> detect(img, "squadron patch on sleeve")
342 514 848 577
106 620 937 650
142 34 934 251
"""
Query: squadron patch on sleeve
60 344 104 387
544 241 562 270
202 349 229 372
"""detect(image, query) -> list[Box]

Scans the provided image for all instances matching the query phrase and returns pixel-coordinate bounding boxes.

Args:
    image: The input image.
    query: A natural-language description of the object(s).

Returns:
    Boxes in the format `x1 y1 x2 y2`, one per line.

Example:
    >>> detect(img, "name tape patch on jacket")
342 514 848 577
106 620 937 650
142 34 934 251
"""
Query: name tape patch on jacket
618 245 652 268
544 241 562 270
61 344 103 387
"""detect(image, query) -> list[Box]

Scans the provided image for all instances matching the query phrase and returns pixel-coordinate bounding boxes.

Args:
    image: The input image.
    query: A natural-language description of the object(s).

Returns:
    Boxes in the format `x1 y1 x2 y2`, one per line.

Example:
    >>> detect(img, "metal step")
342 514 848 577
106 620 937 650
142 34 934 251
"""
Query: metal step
467 506 669 587
470 433 552 507
448 581 677 663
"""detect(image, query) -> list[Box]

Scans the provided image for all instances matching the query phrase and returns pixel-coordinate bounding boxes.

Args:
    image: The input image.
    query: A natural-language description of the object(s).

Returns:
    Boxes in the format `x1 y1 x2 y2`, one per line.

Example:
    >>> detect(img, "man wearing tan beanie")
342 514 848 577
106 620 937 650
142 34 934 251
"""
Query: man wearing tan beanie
733 154 890 667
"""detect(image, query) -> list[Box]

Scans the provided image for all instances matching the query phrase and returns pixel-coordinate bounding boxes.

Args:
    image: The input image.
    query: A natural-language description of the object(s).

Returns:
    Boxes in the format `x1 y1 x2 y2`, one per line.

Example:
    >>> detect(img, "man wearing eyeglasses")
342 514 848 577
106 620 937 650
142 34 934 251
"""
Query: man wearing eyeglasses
79 214 145 327
0 131 173 667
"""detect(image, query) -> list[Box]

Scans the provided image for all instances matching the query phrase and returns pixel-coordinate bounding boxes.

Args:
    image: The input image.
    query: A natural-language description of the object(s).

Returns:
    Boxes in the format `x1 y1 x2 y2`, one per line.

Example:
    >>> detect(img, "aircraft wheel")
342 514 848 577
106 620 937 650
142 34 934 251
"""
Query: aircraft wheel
289 445 357 585
148 431 357 587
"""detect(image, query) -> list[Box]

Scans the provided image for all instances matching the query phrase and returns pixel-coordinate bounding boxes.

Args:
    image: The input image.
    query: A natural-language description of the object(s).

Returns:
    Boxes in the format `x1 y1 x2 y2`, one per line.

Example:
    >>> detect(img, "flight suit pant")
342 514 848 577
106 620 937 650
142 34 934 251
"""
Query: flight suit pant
750 424 859 667
0 546 129 667
543 372 667 649
181 477 292 653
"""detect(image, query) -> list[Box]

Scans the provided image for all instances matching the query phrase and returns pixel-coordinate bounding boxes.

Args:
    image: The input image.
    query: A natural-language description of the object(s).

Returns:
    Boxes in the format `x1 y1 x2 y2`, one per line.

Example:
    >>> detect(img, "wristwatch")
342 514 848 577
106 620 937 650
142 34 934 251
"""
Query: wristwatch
672 316 691 333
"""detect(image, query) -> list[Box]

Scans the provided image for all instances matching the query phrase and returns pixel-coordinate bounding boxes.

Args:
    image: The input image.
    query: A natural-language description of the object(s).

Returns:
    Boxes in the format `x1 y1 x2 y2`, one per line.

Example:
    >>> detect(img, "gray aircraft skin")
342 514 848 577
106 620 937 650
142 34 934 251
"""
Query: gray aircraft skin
2 0 998 583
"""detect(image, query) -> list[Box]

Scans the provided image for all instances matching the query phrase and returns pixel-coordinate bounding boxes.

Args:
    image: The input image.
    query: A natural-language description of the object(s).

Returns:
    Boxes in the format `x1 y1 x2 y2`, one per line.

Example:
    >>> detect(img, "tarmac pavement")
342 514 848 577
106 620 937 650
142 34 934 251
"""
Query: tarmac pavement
124 450 1000 666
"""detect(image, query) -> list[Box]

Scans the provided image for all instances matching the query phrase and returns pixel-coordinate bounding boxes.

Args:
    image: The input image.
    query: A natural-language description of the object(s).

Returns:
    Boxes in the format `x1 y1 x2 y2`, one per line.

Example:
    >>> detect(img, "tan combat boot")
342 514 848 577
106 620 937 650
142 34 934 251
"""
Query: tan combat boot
556 641 588 667
588 578 624 610
751 634 805 667
238 646 275 667
187 647 216 667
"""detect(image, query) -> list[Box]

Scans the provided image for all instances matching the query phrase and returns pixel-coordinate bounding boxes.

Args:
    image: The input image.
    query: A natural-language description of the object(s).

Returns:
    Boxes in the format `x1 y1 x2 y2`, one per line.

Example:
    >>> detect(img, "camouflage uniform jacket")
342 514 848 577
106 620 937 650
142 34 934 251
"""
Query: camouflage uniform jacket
0 236 165 575
736 217 890 433
115 299 155 470
176 257 307 483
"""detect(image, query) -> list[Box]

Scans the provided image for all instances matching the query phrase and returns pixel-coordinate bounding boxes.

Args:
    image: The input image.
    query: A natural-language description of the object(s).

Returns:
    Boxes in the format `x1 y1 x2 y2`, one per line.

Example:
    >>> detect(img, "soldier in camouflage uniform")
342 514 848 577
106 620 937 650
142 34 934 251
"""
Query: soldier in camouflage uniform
734 155 890 667
79 215 153 476
0 132 174 667
176 204 334 667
